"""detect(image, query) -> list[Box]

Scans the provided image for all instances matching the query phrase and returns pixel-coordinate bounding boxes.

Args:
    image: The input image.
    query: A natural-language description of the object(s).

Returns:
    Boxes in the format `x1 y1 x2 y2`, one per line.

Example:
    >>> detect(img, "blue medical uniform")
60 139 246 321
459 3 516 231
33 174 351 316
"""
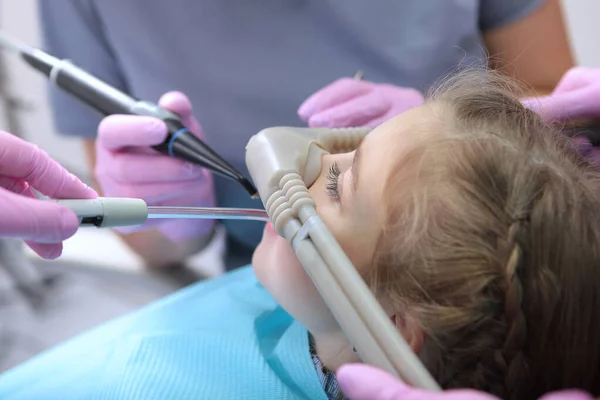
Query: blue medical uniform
38 0 544 267
0 266 329 399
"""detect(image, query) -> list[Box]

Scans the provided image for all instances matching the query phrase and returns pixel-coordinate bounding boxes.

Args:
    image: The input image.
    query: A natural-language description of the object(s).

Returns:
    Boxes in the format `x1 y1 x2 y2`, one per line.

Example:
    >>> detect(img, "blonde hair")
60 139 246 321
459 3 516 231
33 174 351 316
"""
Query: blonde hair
366 70 600 399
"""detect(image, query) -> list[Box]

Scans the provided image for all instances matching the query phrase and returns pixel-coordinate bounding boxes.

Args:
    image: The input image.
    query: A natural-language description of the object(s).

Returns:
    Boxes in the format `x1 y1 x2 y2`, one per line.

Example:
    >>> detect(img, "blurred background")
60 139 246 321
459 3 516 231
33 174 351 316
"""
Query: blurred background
0 0 597 372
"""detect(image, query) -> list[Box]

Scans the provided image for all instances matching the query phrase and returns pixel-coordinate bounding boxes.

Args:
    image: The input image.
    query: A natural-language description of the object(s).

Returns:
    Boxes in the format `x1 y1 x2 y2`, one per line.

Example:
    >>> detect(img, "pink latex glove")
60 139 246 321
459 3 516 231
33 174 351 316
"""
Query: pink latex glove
0 131 98 259
298 78 424 128
96 91 215 242
337 364 594 400
522 67 600 122
522 67 600 167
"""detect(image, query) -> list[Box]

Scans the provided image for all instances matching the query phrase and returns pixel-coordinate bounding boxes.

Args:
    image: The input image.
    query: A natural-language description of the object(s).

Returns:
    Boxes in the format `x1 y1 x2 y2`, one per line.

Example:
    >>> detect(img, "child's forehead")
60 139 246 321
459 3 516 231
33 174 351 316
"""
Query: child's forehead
366 105 439 155
353 107 435 200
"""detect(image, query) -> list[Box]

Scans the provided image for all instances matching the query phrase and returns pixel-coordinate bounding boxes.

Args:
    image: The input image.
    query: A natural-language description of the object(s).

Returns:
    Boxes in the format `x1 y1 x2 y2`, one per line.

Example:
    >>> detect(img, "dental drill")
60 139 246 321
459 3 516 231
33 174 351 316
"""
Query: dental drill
0 32 257 197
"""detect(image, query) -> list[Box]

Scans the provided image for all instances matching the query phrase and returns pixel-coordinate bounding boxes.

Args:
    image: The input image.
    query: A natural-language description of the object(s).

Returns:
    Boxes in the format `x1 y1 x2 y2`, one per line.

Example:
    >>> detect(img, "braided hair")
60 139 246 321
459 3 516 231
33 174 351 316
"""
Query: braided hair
365 69 600 399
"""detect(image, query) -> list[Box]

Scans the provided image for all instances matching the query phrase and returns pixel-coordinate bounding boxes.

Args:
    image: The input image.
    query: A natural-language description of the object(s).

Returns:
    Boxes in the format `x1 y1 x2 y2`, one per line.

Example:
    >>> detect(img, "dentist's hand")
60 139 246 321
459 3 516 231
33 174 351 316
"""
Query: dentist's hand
336 364 594 400
96 91 215 242
523 67 600 122
298 78 424 128
522 67 600 167
0 131 97 259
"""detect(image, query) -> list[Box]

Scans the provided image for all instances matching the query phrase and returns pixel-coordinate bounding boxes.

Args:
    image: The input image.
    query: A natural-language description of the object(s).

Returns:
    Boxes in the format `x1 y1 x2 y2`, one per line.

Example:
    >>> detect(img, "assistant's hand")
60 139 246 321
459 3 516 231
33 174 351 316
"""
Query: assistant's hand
96 91 215 242
298 78 424 128
337 364 498 400
0 131 97 259
336 364 594 400
523 67 600 122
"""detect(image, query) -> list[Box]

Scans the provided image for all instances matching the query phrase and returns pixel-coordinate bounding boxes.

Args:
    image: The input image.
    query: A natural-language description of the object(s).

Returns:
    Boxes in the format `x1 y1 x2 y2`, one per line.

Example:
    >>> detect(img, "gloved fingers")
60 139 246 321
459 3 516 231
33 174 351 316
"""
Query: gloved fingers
298 78 372 121
98 151 207 184
364 88 424 128
0 188 80 244
338 364 501 400
0 176 29 194
0 132 97 200
307 93 389 128
31 168 96 201
7 182 80 256
98 115 169 150
0 180 66 257
523 86 600 122
538 390 594 400
337 364 411 400
158 91 204 136
25 241 64 260
552 66 600 94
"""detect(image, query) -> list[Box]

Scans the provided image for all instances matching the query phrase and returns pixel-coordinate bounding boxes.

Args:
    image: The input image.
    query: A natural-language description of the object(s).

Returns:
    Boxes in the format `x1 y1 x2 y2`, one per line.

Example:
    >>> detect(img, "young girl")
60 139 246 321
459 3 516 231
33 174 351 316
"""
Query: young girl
0 70 598 400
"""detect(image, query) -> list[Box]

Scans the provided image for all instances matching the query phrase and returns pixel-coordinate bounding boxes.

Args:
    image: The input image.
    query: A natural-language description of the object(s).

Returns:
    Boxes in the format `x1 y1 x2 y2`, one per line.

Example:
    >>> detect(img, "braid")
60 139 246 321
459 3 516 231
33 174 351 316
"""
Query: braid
494 215 530 399
372 70 600 397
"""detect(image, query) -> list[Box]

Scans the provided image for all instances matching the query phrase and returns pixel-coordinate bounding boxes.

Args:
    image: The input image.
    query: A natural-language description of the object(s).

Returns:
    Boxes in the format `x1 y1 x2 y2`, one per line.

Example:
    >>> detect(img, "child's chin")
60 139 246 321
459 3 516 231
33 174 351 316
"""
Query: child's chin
251 242 273 278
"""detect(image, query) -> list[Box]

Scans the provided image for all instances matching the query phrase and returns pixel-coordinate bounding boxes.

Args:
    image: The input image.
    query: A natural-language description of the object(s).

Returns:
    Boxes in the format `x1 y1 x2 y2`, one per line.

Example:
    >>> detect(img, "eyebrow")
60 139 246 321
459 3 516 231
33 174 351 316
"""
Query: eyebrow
351 144 362 194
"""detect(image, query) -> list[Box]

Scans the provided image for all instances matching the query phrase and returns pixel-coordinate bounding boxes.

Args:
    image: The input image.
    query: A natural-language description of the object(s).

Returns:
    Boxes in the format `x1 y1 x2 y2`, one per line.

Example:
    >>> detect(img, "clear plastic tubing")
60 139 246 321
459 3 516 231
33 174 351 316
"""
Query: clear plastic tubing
147 206 269 222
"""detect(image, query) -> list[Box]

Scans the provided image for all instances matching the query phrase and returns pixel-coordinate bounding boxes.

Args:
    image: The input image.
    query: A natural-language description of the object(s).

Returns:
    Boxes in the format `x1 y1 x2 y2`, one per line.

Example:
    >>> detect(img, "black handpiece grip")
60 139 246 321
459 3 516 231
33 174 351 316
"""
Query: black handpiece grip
152 118 190 156
153 118 243 180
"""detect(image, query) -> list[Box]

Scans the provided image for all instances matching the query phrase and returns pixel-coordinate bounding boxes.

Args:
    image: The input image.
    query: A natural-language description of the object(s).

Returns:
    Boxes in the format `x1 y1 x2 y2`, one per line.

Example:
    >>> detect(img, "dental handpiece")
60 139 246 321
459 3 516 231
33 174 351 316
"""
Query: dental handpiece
50 198 268 228
0 31 257 198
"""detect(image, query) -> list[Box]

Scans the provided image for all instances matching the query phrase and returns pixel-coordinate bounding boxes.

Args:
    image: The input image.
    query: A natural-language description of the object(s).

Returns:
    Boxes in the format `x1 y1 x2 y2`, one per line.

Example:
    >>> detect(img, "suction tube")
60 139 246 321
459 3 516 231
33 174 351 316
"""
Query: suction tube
0 32 257 197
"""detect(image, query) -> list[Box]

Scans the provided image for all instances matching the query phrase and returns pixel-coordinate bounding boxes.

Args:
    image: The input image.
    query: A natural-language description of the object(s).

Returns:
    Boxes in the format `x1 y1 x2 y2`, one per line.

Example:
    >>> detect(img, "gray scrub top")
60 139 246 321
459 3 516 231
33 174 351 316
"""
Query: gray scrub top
38 0 543 261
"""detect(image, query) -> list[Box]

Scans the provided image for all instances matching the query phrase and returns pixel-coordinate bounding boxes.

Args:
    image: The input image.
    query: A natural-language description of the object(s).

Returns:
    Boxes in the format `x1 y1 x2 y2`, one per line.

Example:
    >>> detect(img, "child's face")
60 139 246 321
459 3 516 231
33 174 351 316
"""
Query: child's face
252 105 429 332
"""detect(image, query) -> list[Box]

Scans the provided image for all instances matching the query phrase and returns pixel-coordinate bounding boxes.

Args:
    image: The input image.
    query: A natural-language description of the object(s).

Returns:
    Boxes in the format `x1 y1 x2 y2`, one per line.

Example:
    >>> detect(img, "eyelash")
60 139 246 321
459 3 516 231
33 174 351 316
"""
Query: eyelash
326 162 341 202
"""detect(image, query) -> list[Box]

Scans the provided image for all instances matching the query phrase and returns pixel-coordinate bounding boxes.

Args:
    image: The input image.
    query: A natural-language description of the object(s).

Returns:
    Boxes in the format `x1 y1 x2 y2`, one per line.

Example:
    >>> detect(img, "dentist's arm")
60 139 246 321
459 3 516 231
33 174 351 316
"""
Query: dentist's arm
482 0 574 97
337 364 594 400
298 0 573 129
0 131 97 259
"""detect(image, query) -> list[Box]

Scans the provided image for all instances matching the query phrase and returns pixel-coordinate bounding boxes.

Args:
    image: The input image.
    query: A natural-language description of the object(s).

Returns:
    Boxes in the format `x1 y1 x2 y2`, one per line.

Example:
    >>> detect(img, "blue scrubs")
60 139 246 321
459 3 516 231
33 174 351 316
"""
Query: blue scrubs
0 266 327 399
38 0 543 267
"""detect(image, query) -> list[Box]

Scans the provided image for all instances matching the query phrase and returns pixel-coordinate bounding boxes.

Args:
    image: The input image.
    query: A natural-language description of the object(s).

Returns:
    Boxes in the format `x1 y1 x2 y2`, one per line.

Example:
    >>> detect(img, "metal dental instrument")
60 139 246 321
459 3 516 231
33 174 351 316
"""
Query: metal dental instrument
50 198 268 228
246 126 441 391
147 206 269 221
0 31 257 198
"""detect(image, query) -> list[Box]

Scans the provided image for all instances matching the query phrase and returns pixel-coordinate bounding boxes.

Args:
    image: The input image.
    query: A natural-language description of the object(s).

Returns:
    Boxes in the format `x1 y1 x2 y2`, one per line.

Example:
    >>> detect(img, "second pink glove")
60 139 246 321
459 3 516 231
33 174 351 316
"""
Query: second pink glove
336 364 594 400
522 67 600 122
95 91 215 242
298 78 424 128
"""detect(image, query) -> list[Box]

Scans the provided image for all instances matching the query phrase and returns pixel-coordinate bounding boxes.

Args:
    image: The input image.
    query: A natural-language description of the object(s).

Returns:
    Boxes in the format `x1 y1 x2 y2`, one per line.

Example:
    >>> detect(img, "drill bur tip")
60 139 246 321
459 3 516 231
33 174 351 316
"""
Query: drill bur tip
239 177 258 198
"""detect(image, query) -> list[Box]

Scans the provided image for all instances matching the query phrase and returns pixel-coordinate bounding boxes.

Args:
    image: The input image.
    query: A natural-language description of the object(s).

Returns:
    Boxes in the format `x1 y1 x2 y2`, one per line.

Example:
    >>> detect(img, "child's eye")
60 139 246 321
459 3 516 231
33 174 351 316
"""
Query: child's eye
325 162 341 202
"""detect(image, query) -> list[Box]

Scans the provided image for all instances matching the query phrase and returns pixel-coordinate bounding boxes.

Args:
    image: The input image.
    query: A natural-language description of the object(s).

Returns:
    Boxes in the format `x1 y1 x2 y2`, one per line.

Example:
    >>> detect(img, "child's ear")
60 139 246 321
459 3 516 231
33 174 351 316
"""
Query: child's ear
391 313 424 353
